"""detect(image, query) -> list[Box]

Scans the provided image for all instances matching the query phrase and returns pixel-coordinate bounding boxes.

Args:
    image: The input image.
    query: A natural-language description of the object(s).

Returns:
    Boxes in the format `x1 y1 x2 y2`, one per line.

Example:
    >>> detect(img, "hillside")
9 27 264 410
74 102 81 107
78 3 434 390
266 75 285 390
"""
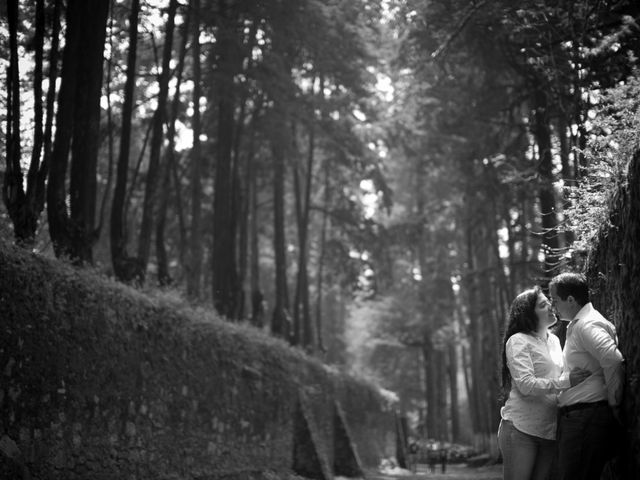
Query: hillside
0 237 395 480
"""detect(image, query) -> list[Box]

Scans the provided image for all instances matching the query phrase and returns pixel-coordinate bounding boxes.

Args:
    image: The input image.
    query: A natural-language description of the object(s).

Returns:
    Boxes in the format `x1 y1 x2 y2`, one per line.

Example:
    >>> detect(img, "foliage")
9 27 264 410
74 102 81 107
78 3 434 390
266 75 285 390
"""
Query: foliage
564 71 640 251
3 0 640 454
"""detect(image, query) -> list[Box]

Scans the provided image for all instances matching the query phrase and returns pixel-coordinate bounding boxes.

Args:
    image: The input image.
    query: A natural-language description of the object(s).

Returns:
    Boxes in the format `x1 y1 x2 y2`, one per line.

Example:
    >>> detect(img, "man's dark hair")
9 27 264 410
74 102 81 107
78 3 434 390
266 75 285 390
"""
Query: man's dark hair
549 272 589 306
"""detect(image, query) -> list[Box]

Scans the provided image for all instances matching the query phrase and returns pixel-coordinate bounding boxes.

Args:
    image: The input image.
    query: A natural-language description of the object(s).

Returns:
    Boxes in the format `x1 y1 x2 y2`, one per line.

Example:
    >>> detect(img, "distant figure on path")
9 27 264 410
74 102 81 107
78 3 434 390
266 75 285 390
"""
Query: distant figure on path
407 439 419 473
498 286 590 480
439 447 448 473
428 446 437 473
550 272 625 480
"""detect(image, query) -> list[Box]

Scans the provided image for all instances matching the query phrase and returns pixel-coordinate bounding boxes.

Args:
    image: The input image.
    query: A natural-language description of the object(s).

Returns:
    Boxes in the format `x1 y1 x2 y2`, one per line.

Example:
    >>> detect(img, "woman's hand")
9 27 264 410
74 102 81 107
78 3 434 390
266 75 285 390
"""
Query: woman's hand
569 367 591 387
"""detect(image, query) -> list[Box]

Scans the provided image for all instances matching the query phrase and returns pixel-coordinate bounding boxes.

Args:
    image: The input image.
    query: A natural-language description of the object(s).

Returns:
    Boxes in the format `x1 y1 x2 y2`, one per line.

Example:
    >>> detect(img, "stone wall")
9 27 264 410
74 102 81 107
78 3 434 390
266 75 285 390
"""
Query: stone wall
0 243 395 479
586 150 640 479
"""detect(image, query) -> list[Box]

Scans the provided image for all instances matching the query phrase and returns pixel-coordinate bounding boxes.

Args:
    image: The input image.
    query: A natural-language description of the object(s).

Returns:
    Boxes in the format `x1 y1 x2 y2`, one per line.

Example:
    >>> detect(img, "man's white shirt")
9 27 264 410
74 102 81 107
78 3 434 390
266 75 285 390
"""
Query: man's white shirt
558 302 624 407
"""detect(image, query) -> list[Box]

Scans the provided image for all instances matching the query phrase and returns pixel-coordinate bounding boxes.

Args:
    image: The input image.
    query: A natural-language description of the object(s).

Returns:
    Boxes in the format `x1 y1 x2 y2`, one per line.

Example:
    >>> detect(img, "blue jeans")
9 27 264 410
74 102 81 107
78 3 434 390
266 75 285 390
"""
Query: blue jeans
498 419 556 480
557 403 619 480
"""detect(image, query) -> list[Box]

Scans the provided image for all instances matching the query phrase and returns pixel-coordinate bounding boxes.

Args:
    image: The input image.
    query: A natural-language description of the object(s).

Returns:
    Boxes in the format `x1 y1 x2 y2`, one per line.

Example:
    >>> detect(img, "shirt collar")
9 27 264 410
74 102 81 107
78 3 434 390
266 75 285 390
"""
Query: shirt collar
571 302 593 323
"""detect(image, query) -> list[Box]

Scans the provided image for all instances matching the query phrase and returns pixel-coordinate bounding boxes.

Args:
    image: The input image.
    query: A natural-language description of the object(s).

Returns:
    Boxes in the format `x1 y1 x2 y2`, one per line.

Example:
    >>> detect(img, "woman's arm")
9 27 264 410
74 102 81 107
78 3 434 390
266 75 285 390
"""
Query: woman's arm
507 334 571 396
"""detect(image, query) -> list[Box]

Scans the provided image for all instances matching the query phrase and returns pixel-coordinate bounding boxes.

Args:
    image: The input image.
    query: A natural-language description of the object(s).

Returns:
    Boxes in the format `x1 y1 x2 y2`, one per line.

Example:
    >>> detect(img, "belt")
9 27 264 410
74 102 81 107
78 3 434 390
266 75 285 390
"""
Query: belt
558 400 608 415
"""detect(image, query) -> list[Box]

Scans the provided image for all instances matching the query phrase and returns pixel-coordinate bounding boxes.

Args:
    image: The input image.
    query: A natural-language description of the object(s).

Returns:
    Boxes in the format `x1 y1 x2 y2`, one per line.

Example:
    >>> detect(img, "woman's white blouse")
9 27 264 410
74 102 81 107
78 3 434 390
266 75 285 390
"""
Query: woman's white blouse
500 332 570 440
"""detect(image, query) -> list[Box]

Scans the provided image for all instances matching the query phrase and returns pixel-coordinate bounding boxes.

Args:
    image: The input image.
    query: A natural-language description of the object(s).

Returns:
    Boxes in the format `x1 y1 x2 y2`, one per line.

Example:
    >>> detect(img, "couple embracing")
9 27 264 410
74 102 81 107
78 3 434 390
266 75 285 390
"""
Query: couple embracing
498 273 625 480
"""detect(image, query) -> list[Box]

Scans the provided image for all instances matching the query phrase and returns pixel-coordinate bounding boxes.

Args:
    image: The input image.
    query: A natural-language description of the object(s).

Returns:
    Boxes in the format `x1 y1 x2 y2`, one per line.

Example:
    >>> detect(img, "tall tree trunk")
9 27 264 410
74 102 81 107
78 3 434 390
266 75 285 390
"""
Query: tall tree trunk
314 161 330 353
171 149 188 268
504 202 518 290
268 14 295 339
519 191 530 278
99 7 116 240
124 120 153 221
571 39 587 179
2 0 50 245
158 4 190 286
243 108 264 327
436 350 448 439
68 0 110 264
233 20 259 321
460 340 477 431
47 0 80 259
292 139 303 345
232 97 249 320
235 140 248 321
156 6 189 287
187 0 203 299
38 0 61 218
155 161 172 285
532 87 561 275
248 141 264 327
236 169 249 320
137 0 178 275
3 0 26 243
211 0 240 317
415 157 440 439
448 339 460 441
423 339 438 438
111 0 142 282
47 0 109 263
271 121 291 339
463 230 480 437
19 0 47 246
464 215 502 454
557 116 575 246
463 216 495 451
293 123 315 349
28 0 45 192
313 76 328 353
433 265 458 441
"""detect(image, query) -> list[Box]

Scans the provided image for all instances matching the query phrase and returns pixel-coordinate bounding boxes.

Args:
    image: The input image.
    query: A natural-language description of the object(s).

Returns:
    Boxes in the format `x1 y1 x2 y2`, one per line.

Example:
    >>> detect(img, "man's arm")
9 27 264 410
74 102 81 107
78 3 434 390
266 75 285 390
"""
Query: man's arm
605 360 625 407
582 321 624 405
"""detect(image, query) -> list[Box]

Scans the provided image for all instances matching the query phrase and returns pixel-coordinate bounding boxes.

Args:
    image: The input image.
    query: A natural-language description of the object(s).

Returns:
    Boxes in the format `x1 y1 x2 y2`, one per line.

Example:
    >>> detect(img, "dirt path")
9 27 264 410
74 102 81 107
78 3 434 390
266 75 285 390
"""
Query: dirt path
364 463 502 480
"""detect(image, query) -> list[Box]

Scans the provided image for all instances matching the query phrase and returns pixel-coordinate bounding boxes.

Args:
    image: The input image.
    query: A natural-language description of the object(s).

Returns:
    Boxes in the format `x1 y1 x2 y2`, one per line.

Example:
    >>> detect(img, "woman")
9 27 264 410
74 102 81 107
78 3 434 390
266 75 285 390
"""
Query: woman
498 286 589 480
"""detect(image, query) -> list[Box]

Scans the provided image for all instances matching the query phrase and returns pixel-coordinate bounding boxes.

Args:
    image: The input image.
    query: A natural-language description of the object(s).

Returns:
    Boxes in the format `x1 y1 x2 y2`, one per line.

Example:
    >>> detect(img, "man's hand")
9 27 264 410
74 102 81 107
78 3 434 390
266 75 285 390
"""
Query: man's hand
569 367 591 387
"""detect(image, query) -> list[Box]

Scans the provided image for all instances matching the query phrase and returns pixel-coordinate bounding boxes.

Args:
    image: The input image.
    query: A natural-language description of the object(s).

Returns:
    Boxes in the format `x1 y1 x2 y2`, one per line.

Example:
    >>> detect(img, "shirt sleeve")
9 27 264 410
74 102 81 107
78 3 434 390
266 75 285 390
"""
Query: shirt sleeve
506 334 571 396
579 321 625 406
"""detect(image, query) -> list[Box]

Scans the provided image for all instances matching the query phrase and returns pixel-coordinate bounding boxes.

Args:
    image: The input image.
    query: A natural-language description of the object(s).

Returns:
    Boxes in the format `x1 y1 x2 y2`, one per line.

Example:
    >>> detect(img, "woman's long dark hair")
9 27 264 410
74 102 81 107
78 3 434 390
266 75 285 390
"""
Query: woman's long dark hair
500 286 543 397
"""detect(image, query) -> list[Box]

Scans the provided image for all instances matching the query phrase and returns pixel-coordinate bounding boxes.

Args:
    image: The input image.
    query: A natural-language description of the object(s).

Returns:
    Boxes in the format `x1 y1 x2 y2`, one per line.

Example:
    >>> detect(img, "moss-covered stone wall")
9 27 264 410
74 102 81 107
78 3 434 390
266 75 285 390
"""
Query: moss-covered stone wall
0 243 395 479
586 150 640 479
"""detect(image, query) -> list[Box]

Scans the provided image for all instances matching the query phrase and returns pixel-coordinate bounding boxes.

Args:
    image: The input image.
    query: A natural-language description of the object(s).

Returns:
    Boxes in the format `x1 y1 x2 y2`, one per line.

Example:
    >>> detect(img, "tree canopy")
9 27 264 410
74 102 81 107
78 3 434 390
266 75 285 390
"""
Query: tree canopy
2 0 639 452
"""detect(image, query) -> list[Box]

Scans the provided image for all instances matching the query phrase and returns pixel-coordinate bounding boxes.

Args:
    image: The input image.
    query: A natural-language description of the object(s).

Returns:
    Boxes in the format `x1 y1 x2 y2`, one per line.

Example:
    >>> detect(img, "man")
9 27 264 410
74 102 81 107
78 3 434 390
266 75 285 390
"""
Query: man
549 272 625 480
407 439 419 473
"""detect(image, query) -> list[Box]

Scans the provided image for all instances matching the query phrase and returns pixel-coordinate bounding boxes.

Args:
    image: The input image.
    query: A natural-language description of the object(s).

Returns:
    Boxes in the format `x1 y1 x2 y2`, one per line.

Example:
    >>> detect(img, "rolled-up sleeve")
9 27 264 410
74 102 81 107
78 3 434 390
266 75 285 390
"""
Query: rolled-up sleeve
507 335 570 396
580 321 624 405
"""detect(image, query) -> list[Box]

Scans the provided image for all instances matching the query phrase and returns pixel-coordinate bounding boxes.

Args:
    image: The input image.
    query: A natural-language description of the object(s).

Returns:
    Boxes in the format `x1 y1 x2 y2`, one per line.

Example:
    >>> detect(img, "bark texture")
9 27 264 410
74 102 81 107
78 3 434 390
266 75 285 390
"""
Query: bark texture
586 150 640 479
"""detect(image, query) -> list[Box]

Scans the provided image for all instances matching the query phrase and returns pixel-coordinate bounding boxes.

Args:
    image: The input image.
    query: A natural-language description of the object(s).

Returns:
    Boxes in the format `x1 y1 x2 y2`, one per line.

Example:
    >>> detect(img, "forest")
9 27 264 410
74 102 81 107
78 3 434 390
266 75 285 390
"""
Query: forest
2 0 640 453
